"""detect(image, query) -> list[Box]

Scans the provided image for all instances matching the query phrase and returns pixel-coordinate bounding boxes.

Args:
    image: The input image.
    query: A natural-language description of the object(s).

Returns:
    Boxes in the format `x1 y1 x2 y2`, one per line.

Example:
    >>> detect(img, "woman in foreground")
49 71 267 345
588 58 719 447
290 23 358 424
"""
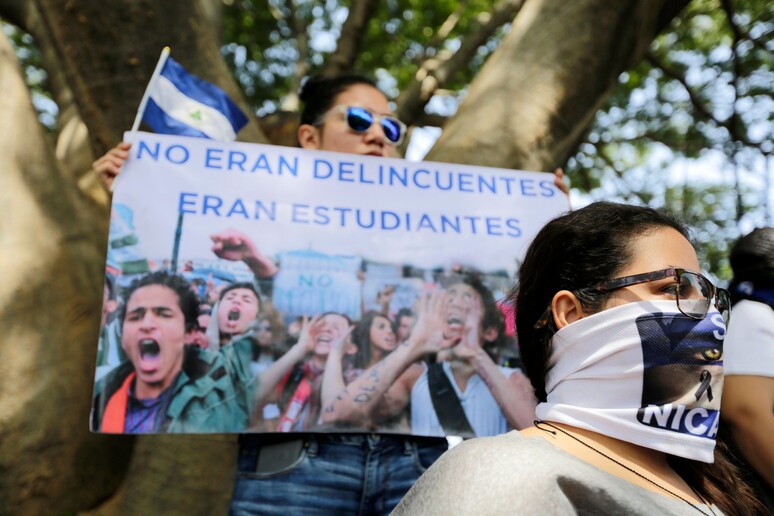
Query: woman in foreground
394 202 764 515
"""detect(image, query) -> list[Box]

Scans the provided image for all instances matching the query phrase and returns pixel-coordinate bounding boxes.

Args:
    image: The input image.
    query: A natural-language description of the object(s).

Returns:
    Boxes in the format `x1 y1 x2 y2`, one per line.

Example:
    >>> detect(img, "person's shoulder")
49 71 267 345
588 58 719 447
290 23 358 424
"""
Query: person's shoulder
95 361 134 395
443 430 556 469
732 299 774 320
419 431 564 490
725 300 774 349
394 432 564 514
183 344 220 375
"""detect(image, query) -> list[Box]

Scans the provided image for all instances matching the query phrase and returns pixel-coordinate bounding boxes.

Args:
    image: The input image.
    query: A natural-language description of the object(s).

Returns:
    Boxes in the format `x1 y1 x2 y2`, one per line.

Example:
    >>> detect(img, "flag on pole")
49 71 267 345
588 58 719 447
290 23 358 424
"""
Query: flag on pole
131 47 248 142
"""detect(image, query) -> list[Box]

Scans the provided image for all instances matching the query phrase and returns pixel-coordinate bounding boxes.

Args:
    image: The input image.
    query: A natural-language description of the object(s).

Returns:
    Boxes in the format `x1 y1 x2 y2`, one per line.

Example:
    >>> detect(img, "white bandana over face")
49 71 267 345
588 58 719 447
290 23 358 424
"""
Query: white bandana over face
535 300 725 463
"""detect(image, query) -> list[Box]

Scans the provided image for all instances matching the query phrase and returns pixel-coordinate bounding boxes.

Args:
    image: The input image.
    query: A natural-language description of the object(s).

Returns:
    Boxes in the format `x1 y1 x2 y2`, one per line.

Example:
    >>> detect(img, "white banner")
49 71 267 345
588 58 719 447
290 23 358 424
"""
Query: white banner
115 132 567 274
92 131 568 435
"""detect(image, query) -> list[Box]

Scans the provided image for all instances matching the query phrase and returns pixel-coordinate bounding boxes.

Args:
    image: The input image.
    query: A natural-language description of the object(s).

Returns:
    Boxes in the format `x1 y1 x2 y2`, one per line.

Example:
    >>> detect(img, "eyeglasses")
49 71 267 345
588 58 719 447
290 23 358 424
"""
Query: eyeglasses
534 268 730 329
315 105 407 146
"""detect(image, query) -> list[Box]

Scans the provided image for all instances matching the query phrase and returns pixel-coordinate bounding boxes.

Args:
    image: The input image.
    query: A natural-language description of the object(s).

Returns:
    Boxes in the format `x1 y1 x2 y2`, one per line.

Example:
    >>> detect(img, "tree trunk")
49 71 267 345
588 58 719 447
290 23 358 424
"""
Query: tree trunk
1 2 251 514
0 30 132 515
83 435 236 516
426 0 689 170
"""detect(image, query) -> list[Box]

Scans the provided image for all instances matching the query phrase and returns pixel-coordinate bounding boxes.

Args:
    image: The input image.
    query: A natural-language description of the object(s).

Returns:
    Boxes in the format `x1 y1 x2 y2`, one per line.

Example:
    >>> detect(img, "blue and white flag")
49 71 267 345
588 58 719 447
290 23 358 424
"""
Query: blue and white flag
141 53 248 141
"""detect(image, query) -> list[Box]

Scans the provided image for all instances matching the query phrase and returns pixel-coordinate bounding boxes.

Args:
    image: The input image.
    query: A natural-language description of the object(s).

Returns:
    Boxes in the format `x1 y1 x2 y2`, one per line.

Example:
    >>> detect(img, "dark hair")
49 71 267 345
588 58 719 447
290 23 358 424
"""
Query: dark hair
352 311 394 369
442 269 506 353
393 307 415 334
219 282 261 303
512 202 688 401
119 271 200 332
729 227 774 298
246 312 287 361
512 201 765 515
318 311 353 326
298 74 380 126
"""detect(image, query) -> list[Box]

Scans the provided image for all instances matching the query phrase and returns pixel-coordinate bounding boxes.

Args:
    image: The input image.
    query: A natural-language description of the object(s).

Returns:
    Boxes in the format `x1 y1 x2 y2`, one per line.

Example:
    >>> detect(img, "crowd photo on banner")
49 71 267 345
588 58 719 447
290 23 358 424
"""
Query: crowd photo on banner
92 204 538 436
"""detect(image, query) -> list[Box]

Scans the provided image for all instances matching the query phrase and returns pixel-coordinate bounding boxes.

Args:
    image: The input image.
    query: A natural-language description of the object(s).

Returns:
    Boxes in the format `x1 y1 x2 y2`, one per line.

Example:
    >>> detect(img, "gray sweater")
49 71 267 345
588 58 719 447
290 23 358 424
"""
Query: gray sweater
393 431 720 515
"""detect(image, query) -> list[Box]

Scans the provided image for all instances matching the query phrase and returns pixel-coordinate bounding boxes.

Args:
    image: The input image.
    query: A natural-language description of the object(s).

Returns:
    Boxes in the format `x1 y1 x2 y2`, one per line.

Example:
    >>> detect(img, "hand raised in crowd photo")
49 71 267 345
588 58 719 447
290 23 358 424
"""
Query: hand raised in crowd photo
210 227 279 279
320 274 537 437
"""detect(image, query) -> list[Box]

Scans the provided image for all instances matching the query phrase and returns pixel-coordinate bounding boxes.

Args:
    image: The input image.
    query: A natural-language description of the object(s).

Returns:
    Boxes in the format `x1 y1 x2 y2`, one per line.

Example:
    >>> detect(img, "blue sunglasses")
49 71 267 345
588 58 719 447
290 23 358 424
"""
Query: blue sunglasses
316 105 407 146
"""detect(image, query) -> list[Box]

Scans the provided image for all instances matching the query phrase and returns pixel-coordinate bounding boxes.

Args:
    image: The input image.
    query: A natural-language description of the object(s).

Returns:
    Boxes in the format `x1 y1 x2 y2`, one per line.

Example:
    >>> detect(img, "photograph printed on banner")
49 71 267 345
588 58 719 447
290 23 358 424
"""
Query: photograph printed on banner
90 132 569 435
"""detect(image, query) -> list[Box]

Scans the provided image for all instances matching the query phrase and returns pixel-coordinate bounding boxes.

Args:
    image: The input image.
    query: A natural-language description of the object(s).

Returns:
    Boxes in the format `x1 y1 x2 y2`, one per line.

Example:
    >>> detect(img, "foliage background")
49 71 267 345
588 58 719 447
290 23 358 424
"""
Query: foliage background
0 0 771 514
9 0 771 278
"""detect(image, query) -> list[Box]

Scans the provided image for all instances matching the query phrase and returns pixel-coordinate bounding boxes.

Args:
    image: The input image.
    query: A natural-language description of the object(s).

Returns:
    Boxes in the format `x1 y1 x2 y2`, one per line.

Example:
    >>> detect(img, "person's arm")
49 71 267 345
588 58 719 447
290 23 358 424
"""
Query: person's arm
319 325 355 413
210 228 279 278
393 435 557 515
466 349 536 430
721 374 774 487
253 316 319 406
93 142 131 191
319 336 426 426
451 299 536 430
376 285 396 316
553 167 570 196
320 290 453 425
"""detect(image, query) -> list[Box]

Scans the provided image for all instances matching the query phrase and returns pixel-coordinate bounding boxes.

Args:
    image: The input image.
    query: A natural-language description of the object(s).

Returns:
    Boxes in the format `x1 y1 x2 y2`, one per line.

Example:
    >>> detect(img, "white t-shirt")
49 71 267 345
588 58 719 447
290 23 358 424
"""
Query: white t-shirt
411 362 516 437
724 300 774 377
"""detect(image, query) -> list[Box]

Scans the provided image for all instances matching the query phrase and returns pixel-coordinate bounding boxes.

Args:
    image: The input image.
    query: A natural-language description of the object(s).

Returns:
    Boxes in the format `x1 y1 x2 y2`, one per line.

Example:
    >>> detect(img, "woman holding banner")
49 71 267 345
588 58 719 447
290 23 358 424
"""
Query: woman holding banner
94 72 569 514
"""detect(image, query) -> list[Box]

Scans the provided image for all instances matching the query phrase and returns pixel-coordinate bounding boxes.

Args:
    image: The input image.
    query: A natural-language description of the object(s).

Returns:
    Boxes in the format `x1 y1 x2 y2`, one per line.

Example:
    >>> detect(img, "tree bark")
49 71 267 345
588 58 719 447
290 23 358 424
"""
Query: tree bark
426 0 690 171
323 0 380 76
1 2 255 514
0 30 132 516
83 435 236 516
395 0 526 126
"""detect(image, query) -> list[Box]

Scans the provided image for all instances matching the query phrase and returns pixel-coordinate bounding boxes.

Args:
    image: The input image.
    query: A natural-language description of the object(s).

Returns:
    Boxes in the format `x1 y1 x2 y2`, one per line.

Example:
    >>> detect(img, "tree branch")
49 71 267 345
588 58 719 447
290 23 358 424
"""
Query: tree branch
720 0 746 222
413 112 448 128
266 0 285 23
424 1 468 54
646 50 757 148
395 0 525 126
719 0 770 54
282 0 309 112
589 139 648 204
0 0 30 30
323 0 380 76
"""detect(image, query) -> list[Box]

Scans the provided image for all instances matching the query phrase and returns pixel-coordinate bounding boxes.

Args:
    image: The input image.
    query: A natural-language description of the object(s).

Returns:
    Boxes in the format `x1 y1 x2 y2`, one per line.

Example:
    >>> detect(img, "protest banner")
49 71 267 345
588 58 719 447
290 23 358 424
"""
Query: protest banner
92 131 569 435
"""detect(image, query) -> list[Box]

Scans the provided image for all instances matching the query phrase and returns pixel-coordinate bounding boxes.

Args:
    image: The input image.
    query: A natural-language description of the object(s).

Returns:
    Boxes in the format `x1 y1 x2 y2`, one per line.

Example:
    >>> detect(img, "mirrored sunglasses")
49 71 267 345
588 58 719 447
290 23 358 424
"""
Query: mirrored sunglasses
320 105 407 145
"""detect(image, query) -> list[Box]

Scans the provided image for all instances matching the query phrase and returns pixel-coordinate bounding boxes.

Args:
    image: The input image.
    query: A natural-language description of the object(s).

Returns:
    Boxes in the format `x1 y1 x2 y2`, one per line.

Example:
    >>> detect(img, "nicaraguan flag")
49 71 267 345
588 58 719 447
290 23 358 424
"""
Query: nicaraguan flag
143 56 248 141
